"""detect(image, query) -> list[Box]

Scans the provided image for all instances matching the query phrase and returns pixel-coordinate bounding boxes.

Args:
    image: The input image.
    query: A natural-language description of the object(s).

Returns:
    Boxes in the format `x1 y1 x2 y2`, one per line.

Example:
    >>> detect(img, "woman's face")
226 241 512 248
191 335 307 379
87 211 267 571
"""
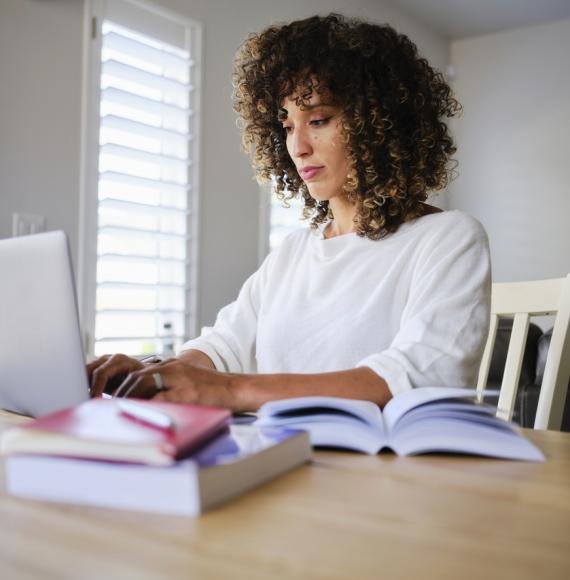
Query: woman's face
279 91 349 204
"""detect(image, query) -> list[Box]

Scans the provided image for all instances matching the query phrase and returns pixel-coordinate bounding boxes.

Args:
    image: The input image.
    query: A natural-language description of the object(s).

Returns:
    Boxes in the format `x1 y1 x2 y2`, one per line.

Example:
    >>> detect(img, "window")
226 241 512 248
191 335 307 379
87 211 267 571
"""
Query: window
259 183 306 260
80 0 201 358
268 193 306 251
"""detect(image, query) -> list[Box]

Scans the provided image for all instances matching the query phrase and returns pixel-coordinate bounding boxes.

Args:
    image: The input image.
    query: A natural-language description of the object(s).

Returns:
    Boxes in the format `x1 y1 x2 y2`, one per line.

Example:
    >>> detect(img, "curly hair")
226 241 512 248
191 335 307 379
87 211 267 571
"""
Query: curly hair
232 13 461 239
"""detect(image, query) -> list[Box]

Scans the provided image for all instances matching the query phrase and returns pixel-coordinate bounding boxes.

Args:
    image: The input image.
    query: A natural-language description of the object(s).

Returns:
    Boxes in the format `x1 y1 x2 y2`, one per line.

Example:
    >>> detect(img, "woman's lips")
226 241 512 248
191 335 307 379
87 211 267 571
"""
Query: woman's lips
299 166 324 180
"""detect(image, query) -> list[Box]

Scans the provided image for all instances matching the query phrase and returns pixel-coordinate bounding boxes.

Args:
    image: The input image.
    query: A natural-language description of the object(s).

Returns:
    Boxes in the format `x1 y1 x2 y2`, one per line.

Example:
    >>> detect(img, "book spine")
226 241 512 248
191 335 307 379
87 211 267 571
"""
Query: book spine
5 456 202 516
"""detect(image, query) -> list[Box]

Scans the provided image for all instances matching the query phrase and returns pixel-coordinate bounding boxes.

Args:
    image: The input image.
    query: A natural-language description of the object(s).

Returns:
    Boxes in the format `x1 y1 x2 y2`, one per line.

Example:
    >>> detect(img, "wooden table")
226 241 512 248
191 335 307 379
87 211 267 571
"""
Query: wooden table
0 411 569 580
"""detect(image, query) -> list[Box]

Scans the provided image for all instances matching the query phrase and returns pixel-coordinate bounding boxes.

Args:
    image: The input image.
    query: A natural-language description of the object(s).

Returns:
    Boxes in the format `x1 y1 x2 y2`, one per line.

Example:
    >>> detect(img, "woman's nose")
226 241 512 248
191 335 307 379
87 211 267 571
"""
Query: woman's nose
289 127 312 159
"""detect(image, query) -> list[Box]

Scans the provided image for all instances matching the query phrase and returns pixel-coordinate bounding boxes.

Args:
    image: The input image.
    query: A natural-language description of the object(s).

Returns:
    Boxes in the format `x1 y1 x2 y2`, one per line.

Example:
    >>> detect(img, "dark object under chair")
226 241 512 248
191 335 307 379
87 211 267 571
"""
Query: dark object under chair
485 319 569 431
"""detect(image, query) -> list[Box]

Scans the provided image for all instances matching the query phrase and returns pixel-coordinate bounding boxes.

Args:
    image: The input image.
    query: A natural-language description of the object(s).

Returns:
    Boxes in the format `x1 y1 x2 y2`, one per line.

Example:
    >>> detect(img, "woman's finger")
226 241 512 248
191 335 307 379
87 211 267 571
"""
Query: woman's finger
112 371 138 398
120 374 160 399
113 367 168 399
85 355 110 380
90 354 143 397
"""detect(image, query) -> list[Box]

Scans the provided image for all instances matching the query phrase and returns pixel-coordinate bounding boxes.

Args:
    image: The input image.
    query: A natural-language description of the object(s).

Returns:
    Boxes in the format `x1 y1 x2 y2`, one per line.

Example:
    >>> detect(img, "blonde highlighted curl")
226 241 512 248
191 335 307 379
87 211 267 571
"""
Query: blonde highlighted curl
232 14 462 239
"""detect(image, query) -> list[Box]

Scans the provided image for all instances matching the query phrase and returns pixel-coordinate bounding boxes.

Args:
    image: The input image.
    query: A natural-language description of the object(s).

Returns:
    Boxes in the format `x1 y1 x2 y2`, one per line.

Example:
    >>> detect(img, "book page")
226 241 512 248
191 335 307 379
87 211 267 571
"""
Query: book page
258 396 384 430
256 396 386 454
389 419 544 461
383 388 478 432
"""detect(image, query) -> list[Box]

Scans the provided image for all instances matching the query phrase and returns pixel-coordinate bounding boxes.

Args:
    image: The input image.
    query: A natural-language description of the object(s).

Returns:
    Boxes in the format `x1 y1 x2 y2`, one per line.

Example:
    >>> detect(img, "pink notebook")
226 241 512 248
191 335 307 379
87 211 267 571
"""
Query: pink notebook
1 399 231 465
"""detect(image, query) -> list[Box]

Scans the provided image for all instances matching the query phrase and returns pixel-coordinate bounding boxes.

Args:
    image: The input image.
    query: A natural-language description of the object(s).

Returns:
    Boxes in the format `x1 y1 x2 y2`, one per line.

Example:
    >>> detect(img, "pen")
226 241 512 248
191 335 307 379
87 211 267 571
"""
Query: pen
117 400 176 431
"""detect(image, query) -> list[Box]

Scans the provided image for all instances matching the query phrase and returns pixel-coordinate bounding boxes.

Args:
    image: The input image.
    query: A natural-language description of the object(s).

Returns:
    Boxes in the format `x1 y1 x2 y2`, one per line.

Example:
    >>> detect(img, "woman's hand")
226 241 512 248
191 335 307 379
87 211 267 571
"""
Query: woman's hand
112 358 243 411
87 354 146 397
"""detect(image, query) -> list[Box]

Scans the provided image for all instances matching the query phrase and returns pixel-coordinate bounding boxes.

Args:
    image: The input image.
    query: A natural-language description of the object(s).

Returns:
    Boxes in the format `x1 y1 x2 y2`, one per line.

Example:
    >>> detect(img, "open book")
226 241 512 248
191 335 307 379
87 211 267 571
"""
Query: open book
255 387 545 461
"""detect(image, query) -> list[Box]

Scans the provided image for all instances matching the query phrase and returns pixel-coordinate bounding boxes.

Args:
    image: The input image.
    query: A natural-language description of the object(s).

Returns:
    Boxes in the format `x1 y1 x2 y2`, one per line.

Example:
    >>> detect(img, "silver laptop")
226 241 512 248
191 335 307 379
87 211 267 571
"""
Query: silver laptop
0 231 90 416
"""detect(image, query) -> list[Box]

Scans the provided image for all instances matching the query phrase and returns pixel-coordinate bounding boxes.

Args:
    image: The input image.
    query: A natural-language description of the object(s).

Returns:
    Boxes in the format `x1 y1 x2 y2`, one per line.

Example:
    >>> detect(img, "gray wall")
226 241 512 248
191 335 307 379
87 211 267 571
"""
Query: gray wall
448 19 570 282
0 0 448 332
0 0 84 269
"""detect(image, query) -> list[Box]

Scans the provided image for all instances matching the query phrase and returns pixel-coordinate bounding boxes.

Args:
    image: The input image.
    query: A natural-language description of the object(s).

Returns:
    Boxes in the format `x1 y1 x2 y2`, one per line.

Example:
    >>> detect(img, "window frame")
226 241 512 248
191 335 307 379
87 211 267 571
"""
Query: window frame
257 183 271 264
78 0 202 357
259 182 308 264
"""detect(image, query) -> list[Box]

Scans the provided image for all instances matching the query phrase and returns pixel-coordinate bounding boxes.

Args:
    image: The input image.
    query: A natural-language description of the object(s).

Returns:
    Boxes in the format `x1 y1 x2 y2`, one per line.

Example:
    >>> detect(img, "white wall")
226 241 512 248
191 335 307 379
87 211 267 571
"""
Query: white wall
0 0 448 331
449 19 570 283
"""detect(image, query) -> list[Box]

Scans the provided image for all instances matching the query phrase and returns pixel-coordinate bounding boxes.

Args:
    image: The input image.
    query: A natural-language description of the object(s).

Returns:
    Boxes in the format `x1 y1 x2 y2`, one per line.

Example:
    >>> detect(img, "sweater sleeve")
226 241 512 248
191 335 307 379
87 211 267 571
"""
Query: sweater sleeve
178 252 275 373
356 215 492 396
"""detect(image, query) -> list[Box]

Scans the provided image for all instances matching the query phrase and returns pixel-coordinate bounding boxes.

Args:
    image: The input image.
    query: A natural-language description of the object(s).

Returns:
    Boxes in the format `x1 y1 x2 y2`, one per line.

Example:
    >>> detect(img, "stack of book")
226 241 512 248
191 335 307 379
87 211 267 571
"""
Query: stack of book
0 398 311 516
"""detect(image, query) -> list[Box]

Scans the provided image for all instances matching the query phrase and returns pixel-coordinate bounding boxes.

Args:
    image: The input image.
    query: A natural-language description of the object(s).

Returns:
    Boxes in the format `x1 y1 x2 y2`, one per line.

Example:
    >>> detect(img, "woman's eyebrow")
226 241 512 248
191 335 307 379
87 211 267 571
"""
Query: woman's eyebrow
300 103 333 110
278 103 333 120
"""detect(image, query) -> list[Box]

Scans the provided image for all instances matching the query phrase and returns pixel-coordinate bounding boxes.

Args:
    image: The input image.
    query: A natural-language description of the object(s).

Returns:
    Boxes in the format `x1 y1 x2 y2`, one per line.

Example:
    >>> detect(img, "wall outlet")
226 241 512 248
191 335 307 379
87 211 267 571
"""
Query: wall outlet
12 212 47 237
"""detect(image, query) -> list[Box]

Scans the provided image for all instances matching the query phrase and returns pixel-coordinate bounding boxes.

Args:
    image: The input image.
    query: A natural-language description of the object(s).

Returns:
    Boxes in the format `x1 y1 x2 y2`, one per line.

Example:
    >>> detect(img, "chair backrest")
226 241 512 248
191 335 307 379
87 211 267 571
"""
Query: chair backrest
476 274 570 430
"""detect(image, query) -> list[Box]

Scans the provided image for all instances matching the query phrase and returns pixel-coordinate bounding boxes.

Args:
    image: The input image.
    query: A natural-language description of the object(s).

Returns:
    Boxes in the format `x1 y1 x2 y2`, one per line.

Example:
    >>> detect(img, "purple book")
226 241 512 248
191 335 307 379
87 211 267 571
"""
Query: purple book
3 425 311 516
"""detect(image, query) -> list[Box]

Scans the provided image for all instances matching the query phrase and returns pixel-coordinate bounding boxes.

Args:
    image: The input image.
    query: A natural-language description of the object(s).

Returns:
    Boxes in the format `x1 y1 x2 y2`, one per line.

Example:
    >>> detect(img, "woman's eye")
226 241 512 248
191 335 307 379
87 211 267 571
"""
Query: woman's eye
283 125 293 134
310 117 332 127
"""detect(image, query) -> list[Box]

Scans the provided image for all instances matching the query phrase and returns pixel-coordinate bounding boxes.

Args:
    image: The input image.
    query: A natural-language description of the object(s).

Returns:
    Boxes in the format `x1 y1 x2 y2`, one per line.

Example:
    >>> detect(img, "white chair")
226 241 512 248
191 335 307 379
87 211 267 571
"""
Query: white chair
476 274 570 430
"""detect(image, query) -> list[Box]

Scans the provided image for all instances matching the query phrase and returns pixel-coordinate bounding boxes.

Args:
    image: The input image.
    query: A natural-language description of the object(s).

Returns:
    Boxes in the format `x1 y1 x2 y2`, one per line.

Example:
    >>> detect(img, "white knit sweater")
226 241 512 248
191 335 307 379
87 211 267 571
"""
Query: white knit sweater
180 210 491 396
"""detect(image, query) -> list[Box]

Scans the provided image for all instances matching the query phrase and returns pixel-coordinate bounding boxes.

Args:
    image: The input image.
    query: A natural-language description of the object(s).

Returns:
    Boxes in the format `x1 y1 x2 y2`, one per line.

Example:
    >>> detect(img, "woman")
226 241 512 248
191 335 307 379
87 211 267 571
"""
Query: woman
88 14 491 410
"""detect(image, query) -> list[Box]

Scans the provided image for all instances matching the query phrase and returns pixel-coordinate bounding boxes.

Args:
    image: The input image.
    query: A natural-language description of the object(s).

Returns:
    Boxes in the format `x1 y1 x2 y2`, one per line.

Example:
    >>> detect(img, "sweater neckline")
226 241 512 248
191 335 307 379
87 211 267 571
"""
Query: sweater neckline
310 222 368 259
309 211 454 259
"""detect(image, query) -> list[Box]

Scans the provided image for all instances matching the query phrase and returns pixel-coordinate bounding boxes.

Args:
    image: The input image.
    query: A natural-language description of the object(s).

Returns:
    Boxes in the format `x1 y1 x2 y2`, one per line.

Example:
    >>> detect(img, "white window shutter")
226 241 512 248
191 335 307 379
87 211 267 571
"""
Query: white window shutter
89 1 200 358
